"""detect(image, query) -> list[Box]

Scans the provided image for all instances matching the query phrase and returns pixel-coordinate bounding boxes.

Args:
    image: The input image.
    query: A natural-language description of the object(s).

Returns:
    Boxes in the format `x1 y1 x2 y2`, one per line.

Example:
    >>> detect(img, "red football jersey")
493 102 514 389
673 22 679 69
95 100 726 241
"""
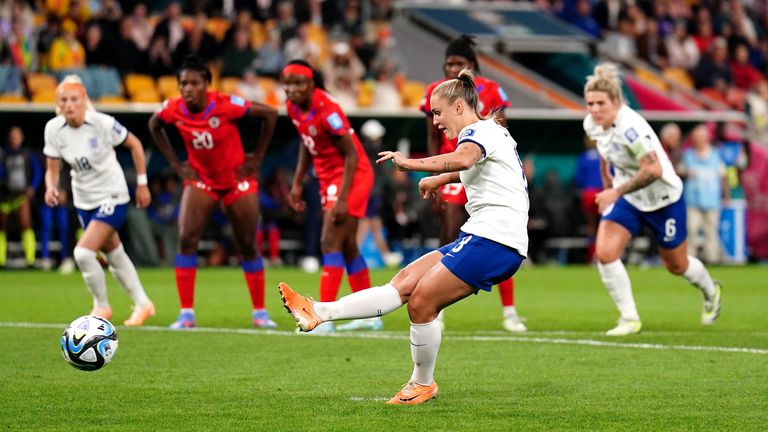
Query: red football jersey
156 91 251 189
286 88 372 186
420 76 511 154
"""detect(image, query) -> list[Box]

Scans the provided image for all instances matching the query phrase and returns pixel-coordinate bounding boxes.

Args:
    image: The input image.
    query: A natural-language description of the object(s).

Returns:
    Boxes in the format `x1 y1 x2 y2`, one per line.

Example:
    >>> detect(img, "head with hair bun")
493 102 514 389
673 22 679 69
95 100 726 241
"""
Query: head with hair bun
56 74 94 126
584 62 624 127
430 68 501 140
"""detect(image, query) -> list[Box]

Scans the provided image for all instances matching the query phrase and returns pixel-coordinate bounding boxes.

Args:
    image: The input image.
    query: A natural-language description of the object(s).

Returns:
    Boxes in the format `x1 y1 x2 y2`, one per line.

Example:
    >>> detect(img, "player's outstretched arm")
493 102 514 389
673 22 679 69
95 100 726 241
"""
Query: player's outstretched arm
377 141 482 174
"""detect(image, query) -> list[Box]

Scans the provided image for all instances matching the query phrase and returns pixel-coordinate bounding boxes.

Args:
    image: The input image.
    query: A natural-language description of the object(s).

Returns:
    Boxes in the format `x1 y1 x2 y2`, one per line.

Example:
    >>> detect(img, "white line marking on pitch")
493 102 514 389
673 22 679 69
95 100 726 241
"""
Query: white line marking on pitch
2 321 766 355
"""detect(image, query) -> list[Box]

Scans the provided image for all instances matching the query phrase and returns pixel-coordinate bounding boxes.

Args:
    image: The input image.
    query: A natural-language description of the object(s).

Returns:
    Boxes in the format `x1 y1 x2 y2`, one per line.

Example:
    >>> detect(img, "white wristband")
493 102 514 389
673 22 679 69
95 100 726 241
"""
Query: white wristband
136 174 148 186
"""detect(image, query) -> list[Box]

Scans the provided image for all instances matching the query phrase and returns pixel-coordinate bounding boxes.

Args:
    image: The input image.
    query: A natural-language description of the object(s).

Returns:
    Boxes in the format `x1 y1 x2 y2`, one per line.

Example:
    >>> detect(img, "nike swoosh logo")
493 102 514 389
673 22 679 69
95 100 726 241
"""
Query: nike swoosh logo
399 395 419 402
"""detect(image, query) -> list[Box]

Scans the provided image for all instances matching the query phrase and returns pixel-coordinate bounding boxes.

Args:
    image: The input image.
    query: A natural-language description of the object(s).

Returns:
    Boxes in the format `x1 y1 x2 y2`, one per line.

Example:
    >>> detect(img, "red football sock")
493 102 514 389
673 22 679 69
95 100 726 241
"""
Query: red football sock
498 278 515 307
320 266 344 302
244 269 265 309
348 268 371 293
175 267 197 309
268 226 281 260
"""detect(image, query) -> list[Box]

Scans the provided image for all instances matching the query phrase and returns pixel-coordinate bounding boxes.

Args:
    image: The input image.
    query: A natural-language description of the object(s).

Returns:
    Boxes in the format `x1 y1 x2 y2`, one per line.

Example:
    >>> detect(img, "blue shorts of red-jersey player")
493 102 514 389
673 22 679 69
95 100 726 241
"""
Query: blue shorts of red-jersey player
319 173 373 219
184 177 259 206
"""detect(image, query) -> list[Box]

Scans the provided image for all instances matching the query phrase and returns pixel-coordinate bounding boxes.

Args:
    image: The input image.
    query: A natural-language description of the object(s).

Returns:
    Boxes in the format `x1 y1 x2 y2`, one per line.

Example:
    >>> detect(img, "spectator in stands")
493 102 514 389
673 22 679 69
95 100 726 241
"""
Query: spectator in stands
349 27 377 75
746 79 768 142
729 1 758 48
7 17 36 72
574 136 602 263
254 29 285 78
730 43 765 91
370 57 402 111
653 0 676 38
283 23 320 65
692 37 731 90
600 13 636 64
236 68 266 102
636 19 668 69
36 14 61 71
666 20 700 71
593 0 625 33
338 0 363 35
221 28 257 78
678 125 729 264
561 0 601 39
274 1 298 43
153 1 185 53
323 41 365 94
115 16 146 74
691 16 716 54
127 3 153 52
222 9 253 48
371 0 394 21
84 22 115 68
659 122 684 167
0 126 41 268
147 34 174 78
175 12 220 67
47 19 85 72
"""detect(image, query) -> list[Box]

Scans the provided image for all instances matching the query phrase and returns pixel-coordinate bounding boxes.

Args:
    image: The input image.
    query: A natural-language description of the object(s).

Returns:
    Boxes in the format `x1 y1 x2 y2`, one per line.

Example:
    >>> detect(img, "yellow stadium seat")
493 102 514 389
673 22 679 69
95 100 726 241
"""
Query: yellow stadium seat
32 89 57 103
258 77 277 92
131 89 161 103
634 67 667 92
157 75 180 99
0 93 27 103
27 73 57 94
124 74 156 98
401 80 426 108
663 67 694 89
219 77 240 95
358 81 374 108
251 21 266 48
206 17 231 42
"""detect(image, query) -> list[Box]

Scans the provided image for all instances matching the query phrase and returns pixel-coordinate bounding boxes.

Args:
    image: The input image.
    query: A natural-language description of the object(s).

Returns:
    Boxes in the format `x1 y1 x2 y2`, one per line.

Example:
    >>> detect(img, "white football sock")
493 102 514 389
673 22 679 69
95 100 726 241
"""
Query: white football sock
409 319 442 385
598 259 640 321
502 305 519 319
682 255 716 300
73 246 109 309
106 244 151 307
313 283 402 321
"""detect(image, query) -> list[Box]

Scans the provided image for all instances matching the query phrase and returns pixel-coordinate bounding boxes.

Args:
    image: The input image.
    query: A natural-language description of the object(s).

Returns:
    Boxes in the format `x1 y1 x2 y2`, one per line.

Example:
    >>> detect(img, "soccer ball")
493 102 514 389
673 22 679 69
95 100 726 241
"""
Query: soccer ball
61 315 118 371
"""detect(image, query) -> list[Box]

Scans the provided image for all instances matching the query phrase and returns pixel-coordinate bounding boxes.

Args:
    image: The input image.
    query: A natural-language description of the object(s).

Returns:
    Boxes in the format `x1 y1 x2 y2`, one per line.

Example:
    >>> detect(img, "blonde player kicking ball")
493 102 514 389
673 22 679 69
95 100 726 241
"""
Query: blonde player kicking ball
44 75 156 326
280 69 529 404
583 63 722 336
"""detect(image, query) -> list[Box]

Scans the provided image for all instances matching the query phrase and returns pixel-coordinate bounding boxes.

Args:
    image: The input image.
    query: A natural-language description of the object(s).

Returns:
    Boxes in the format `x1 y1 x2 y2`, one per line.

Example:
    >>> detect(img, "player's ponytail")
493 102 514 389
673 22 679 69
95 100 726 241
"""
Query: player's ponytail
433 68 502 124
584 62 624 104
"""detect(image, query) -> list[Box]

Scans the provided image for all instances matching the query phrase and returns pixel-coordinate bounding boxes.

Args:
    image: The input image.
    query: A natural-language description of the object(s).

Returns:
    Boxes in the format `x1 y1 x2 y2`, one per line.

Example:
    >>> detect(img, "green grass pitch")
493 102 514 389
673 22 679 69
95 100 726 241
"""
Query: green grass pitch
1 265 766 431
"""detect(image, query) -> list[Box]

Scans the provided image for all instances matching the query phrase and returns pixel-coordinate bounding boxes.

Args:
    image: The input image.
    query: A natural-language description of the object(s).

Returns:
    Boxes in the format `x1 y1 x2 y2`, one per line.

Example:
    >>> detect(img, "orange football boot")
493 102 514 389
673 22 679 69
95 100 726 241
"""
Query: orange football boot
278 282 323 332
387 381 439 405
123 302 156 327
90 306 113 321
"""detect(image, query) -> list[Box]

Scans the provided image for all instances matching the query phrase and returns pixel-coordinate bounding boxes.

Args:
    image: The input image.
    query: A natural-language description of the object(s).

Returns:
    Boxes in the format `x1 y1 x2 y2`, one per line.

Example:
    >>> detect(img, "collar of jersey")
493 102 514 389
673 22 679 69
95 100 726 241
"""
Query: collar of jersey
181 98 216 120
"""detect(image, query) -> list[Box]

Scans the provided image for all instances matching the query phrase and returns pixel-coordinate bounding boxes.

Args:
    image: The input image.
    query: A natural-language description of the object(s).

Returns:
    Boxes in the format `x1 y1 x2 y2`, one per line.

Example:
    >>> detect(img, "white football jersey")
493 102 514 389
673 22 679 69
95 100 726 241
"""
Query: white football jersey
43 111 131 210
583 105 683 212
456 119 529 256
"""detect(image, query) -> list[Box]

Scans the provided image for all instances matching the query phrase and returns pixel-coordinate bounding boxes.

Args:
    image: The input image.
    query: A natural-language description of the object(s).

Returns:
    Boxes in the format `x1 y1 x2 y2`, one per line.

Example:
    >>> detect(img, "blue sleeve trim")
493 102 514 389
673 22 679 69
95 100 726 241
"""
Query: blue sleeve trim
458 138 486 159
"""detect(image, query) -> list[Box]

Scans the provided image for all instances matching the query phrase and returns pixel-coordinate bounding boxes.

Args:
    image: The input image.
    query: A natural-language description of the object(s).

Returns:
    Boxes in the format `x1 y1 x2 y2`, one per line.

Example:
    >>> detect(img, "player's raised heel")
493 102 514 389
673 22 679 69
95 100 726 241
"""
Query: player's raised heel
169 311 196 329
702 281 722 325
606 319 642 336
278 282 323 332
124 302 156 327
387 381 439 405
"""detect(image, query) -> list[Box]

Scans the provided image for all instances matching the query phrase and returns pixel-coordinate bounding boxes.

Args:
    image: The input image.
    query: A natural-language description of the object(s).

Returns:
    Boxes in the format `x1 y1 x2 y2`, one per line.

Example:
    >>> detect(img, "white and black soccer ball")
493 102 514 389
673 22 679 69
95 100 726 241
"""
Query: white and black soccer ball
61 315 118 371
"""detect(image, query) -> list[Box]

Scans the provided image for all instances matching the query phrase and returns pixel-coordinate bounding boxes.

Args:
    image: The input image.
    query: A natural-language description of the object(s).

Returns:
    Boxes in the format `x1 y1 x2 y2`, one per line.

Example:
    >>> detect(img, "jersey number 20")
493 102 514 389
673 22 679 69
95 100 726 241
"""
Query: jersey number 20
191 131 214 150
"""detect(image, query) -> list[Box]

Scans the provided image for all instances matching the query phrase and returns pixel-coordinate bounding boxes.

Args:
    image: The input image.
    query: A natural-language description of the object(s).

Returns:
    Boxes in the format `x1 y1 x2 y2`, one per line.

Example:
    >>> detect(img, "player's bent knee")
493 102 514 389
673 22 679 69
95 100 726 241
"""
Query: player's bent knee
664 260 687 275
407 292 439 324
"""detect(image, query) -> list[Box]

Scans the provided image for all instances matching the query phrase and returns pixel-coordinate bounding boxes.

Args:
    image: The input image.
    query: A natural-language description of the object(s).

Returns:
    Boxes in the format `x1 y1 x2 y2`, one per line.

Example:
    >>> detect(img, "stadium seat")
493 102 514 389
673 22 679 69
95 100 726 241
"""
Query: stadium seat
358 81 374 107
401 80 426 108
98 95 127 104
220 77 240 95
31 89 57 103
131 88 161 103
88 66 123 98
206 17 231 42
26 73 57 94
634 67 667 92
157 75 180 99
251 21 267 47
662 67 694 89
124 74 156 98
0 93 27 103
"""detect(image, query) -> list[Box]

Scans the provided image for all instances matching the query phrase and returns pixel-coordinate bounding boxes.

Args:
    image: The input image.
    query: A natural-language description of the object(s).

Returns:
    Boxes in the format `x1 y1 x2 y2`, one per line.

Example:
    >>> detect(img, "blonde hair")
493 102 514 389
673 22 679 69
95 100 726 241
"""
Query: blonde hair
433 68 504 124
584 62 623 104
55 75 95 115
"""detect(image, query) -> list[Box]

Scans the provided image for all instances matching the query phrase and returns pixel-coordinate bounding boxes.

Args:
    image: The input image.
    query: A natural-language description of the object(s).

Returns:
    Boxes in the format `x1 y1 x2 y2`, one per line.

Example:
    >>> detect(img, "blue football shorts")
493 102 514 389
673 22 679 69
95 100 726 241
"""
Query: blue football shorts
601 196 687 249
76 202 129 231
438 231 525 292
